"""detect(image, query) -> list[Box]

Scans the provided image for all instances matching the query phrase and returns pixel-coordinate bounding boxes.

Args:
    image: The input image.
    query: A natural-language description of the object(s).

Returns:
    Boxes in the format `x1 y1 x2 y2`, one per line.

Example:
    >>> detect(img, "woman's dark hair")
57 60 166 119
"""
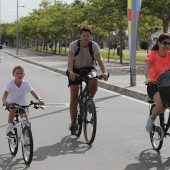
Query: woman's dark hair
151 33 170 51
80 26 92 35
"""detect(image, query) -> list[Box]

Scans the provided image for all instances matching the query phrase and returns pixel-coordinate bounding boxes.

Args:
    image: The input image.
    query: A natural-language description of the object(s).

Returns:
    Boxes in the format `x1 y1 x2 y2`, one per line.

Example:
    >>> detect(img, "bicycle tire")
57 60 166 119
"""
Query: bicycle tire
75 101 83 136
160 110 170 134
22 125 33 165
8 127 18 155
83 99 97 145
149 104 164 151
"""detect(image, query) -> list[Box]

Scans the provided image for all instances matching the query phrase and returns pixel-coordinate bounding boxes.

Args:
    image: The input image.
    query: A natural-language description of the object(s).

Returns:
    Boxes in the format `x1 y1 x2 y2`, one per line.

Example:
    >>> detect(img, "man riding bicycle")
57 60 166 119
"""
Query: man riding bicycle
67 26 108 135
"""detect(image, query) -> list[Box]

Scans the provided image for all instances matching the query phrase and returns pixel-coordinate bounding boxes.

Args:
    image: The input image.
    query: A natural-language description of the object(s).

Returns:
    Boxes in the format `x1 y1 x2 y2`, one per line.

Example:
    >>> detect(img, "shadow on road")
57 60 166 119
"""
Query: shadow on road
124 149 170 170
0 153 30 170
33 135 92 161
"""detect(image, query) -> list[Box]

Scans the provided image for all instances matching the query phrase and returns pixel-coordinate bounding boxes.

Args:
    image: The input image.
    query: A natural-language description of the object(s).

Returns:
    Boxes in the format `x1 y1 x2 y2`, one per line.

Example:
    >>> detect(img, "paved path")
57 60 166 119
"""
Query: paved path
0 47 147 101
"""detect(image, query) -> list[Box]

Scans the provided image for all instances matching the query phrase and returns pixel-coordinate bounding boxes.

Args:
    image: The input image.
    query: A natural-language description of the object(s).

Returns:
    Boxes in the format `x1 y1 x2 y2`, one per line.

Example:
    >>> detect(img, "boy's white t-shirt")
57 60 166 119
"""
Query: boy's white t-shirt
5 80 33 105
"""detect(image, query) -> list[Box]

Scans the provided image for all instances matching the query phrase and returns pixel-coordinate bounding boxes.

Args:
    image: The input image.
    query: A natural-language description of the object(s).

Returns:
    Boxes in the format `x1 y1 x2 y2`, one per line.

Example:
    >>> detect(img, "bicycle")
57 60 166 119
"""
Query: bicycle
74 69 109 145
3 101 44 165
147 83 170 151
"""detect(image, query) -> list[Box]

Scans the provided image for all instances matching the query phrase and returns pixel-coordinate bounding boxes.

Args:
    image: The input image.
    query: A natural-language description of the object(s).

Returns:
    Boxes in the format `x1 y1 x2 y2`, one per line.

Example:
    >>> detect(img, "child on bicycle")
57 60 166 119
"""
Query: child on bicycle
2 65 44 136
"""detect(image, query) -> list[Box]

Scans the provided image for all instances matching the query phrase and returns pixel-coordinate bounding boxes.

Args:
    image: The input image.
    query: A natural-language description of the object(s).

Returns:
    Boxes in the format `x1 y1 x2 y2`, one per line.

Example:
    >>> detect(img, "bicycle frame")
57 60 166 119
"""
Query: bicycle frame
79 77 90 104
12 107 28 141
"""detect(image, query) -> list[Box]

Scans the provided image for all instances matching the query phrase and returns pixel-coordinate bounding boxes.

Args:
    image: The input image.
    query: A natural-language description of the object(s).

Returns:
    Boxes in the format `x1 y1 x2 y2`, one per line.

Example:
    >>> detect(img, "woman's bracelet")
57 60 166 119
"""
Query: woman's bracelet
146 77 150 81
38 98 42 102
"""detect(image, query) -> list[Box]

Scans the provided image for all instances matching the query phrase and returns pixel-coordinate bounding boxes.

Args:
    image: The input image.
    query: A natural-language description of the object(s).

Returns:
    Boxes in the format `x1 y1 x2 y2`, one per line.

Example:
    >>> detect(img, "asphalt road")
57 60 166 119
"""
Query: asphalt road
0 52 170 170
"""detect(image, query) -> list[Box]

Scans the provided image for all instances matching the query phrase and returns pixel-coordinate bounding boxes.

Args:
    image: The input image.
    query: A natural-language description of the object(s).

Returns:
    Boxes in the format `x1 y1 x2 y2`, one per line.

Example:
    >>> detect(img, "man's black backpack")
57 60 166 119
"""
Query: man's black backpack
74 39 97 65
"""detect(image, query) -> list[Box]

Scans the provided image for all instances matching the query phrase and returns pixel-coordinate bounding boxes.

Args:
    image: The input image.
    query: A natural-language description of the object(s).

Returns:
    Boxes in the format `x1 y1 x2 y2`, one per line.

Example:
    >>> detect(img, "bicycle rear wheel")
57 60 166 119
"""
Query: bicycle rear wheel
150 104 164 151
22 125 33 165
83 99 97 145
75 101 83 136
8 127 18 155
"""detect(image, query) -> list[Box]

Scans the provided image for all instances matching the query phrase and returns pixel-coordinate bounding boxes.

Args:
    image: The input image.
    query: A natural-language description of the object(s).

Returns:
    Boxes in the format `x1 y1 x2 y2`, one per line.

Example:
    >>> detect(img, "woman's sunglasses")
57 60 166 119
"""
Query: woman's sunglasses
162 41 170 46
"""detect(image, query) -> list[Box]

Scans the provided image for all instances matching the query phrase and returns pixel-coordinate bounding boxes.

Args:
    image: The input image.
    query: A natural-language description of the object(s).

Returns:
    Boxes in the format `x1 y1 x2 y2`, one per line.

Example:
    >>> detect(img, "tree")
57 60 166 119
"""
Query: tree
141 0 170 33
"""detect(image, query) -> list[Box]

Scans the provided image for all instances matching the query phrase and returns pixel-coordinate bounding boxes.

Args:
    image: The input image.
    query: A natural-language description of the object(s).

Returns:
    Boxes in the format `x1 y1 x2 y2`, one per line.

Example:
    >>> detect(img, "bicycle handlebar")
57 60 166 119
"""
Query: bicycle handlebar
145 81 157 86
76 73 110 81
96 73 110 80
3 101 44 110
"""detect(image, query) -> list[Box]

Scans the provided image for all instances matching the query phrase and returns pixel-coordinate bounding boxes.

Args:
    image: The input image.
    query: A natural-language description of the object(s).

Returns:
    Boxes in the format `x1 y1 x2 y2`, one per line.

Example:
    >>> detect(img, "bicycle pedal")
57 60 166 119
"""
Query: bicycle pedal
6 132 14 138
6 135 14 139
165 133 170 137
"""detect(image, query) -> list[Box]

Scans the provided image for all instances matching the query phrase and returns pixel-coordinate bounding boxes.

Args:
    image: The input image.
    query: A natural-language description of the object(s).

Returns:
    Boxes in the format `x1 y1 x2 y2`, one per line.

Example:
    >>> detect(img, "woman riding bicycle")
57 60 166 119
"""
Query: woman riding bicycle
2 65 44 136
145 33 170 133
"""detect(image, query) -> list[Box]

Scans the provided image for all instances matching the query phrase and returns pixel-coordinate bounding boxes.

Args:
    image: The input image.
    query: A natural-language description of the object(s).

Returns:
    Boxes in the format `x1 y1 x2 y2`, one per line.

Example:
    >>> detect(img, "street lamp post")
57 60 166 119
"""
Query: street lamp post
0 0 1 63
16 0 18 55
16 0 24 55
16 0 19 55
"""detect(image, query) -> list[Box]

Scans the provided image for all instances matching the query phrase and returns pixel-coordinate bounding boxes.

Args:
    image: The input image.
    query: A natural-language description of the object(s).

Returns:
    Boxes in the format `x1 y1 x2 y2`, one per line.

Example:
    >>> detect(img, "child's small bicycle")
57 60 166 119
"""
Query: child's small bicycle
3 101 43 165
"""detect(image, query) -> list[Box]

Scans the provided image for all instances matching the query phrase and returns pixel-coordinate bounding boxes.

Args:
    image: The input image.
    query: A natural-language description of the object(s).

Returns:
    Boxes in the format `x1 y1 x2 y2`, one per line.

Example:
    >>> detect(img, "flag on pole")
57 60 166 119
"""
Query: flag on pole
128 0 132 58
136 0 142 26
128 0 142 57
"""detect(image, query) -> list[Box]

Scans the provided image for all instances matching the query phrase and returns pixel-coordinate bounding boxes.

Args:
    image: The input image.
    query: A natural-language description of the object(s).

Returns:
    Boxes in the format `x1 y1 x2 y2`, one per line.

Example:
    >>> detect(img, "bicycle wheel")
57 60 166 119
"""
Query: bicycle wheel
75 101 83 136
83 99 97 145
8 127 18 155
21 125 33 165
150 104 164 151
160 110 170 134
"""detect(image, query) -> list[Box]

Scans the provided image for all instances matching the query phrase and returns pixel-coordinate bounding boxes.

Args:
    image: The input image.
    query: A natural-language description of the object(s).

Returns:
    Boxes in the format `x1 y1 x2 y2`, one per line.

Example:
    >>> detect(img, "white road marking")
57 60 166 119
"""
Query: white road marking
43 103 69 107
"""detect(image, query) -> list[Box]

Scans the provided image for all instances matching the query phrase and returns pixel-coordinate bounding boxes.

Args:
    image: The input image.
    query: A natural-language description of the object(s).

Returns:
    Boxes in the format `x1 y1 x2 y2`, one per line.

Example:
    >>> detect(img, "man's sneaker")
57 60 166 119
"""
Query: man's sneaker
6 125 13 136
145 117 154 133
69 122 78 135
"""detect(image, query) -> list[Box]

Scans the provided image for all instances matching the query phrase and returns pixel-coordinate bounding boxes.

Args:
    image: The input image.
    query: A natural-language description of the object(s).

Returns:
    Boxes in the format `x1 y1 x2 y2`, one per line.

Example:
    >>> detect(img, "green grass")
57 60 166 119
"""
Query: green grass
29 46 146 62
101 51 146 62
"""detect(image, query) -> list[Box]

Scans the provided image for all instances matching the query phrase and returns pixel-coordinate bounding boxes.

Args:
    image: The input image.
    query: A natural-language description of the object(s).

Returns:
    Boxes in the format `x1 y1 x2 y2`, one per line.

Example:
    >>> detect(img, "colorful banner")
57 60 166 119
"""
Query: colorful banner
136 0 142 26
128 0 142 57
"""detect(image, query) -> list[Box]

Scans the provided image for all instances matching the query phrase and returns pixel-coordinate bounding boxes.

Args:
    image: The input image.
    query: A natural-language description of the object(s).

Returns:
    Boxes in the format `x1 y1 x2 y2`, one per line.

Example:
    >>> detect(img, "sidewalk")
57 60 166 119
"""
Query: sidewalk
1 47 147 101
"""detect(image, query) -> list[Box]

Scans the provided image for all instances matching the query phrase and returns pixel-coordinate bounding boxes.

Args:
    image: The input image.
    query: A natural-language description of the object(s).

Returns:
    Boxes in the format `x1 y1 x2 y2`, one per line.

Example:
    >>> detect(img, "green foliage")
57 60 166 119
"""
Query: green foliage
141 0 170 32
1 0 169 58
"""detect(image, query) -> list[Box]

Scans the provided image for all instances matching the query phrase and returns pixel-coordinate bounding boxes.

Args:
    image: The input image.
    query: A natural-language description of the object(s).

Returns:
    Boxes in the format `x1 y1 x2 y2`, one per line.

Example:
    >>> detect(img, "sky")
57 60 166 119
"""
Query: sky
1 0 74 23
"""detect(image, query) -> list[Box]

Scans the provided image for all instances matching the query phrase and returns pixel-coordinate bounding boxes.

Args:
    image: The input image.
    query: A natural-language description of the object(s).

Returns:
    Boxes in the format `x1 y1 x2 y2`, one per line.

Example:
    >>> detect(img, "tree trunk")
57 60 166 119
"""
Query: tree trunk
119 26 123 64
108 31 111 62
163 19 169 33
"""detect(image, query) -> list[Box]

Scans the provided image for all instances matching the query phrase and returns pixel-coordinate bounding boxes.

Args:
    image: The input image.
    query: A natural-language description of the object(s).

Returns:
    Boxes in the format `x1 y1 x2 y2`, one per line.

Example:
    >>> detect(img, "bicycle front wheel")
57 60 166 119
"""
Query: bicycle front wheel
8 127 18 155
21 125 33 165
150 104 164 151
75 101 83 137
83 99 97 145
